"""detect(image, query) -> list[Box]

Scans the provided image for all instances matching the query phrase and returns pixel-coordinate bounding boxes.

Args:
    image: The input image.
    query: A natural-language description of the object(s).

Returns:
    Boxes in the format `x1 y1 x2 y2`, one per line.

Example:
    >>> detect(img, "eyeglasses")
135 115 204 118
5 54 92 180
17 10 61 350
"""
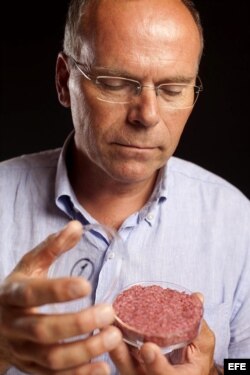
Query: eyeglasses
70 56 203 109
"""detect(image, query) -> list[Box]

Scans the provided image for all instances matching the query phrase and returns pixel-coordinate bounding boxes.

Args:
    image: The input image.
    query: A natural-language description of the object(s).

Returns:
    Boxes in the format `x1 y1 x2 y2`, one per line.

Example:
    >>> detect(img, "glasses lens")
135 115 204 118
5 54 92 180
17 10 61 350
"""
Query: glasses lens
96 77 138 103
158 84 199 109
94 75 202 108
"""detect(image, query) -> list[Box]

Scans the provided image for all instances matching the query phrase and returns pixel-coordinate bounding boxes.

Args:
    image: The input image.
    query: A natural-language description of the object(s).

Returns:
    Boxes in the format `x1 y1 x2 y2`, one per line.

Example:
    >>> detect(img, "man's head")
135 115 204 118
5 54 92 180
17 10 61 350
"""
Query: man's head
56 0 203 185
63 0 203 63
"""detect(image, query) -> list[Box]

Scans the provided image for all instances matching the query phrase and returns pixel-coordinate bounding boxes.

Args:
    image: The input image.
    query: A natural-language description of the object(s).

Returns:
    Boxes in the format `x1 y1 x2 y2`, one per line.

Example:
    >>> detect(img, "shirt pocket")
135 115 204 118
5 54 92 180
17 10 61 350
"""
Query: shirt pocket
204 302 231 364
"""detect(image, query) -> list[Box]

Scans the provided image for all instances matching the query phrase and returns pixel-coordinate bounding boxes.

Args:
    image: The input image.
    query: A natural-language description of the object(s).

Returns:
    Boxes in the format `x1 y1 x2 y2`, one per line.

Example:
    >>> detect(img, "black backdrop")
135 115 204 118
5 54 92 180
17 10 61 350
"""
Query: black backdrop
1 0 249 198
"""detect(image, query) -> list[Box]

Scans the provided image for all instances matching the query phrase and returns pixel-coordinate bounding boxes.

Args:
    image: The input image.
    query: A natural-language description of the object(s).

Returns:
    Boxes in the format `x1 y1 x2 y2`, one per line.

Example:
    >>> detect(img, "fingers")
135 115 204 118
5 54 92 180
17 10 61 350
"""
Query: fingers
13 220 83 277
140 343 173 375
110 341 139 375
0 221 122 375
185 319 216 375
0 220 90 309
22 361 111 375
141 320 215 375
10 326 122 372
2 304 116 343
0 276 91 307
111 341 176 375
0 299 119 374
186 319 215 362
191 319 215 352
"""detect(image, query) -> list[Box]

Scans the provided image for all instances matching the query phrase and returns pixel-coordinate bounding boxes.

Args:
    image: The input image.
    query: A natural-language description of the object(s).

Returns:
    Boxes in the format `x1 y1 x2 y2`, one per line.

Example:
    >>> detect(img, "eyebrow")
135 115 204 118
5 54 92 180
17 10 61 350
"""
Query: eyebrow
91 66 196 84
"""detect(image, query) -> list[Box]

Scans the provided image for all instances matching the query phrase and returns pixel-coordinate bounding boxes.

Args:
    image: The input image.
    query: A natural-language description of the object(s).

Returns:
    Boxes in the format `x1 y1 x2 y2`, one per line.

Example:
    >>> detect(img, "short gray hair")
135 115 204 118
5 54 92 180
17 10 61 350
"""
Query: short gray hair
63 0 204 60
63 0 92 58
181 0 203 50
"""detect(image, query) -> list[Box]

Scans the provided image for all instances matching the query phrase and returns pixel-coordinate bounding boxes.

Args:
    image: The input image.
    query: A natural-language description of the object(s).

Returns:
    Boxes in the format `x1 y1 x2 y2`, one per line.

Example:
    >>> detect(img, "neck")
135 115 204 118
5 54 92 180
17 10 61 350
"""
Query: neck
68 147 158 229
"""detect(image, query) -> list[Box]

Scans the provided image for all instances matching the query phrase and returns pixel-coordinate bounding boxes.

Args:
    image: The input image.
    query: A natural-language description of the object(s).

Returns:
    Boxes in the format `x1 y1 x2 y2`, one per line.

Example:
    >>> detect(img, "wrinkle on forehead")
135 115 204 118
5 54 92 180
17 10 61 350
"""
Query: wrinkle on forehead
79 0 201 74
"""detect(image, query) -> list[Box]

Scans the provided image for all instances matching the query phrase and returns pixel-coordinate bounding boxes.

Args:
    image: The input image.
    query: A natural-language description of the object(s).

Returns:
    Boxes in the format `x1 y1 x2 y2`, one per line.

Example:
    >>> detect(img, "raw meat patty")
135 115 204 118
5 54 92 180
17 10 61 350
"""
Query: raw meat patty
113 284 203 347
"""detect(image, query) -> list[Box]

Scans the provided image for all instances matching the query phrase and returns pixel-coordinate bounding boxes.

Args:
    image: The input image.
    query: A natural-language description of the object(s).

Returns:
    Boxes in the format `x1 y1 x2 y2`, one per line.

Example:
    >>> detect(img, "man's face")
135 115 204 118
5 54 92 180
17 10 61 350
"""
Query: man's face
59 0 201 185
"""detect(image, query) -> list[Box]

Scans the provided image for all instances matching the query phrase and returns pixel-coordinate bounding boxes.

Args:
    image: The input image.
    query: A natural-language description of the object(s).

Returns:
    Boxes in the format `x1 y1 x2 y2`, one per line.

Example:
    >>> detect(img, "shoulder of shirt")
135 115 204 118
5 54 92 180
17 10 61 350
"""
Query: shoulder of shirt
0 148 61 171
168 156 249 203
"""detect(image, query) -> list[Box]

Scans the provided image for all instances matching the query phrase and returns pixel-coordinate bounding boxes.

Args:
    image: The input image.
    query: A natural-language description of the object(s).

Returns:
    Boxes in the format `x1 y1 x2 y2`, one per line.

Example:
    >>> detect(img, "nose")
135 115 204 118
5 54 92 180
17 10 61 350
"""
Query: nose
127 86 160 128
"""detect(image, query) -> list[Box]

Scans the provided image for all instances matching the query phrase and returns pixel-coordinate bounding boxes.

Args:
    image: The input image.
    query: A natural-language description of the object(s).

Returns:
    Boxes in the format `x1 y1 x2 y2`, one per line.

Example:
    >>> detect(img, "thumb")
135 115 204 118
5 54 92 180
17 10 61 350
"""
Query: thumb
13 220 83 277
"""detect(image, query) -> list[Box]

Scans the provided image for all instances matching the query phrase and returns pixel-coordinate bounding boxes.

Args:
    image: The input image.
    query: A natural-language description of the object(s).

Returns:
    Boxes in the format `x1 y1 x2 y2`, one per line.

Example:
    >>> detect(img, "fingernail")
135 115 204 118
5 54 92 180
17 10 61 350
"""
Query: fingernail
141 348 156 364
95 304 115 326
56 221 83 236
103 328 121 349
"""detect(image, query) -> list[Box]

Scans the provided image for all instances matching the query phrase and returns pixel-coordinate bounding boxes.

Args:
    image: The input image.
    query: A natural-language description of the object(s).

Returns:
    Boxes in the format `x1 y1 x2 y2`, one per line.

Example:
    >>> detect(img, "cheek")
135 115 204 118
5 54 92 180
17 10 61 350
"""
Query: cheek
160 109 192 156
72 97 126 156
69 81 89 129
81 98 127 144
166 109 191 138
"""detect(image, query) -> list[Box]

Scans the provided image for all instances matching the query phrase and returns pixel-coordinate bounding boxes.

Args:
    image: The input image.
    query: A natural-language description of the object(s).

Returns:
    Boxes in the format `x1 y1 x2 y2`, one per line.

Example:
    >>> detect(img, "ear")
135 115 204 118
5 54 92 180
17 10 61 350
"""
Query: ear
55 52 71 108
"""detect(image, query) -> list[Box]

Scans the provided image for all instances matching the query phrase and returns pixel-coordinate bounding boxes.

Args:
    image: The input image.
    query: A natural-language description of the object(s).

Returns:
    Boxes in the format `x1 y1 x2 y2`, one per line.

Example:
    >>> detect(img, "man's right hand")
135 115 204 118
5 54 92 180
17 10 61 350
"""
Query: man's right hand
0 220 122 374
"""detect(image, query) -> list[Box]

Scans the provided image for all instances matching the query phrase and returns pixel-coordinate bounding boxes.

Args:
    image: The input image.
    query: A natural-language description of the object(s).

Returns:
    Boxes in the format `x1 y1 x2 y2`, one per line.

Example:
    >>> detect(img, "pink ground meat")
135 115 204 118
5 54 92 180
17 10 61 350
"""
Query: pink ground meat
113 285 203 347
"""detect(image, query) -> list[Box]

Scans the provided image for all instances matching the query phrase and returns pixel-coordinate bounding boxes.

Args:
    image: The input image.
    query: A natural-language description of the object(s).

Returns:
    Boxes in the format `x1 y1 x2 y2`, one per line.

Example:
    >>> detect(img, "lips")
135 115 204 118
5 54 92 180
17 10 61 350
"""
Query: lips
114 142 156 150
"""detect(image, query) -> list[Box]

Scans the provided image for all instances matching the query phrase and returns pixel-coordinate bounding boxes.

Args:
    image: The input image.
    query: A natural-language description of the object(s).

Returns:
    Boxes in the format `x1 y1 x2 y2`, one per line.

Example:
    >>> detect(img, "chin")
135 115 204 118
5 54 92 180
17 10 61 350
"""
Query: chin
106 163 160 184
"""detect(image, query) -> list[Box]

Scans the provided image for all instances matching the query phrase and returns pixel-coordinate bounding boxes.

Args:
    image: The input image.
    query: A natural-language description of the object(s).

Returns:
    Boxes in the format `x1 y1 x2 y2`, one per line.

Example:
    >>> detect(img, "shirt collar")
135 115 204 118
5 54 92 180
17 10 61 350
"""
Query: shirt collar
137 166 168 226
55 131 169 226
55 131 86 221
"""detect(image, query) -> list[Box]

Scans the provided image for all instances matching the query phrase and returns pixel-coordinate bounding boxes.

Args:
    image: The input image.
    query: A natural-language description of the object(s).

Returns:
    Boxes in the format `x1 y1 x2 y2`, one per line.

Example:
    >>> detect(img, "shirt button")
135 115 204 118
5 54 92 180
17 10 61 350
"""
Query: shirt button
146 213 154 221
108 252 115 259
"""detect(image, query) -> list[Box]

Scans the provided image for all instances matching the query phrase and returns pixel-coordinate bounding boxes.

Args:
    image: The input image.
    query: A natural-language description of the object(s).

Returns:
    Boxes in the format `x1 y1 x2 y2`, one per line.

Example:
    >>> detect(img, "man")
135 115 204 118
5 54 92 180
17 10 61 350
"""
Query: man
0 0 249 374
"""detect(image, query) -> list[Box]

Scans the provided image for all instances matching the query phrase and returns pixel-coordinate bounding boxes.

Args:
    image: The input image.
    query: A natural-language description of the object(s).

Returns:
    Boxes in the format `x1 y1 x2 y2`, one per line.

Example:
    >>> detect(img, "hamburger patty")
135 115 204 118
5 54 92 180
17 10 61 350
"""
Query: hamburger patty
113 284 203 347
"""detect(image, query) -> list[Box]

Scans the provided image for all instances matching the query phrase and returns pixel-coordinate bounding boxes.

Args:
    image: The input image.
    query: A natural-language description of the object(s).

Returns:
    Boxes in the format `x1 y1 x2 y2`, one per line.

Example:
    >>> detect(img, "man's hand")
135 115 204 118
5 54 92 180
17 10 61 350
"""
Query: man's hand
110 316 217 375
0 221 122 374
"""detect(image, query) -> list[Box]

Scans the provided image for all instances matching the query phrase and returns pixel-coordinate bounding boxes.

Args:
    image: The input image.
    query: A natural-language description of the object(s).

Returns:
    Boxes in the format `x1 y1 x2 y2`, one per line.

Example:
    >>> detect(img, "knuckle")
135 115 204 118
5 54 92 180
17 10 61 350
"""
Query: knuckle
45 347 61 370
82 344 94 362
20 284 33 304
48 281 60 299
83 326 120 358
51 236 64 250
74 311 90 332
80 338 98 361
30 320 48 342
45 233 58 244
43 234 61 253
0 280 27 305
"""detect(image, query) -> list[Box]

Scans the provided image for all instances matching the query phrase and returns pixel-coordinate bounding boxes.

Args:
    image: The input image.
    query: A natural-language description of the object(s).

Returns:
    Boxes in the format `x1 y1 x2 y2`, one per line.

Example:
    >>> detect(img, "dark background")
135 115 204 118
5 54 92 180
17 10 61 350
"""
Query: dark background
1 1 249 198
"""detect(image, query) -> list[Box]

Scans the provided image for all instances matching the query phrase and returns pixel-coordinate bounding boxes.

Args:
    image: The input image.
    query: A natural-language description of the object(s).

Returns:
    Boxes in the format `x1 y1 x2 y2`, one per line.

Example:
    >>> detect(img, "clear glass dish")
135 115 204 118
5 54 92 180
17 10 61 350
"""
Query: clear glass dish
112 280 203 360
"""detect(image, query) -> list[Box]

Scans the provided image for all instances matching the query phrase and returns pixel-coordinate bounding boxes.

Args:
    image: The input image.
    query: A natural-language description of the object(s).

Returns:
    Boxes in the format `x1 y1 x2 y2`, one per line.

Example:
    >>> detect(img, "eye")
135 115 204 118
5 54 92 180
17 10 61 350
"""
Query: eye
96 77 136 91
159 84 185 97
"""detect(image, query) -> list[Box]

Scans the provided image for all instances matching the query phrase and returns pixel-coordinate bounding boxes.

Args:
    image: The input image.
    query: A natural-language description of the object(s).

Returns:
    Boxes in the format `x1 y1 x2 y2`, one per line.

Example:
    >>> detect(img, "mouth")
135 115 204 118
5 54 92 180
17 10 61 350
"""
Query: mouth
114 143 156 151
112 143 158 161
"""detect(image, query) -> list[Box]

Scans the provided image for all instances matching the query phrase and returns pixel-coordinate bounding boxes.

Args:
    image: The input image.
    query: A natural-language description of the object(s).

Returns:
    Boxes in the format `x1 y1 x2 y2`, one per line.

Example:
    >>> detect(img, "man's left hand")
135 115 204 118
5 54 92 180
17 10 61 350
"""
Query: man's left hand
110 319 218 375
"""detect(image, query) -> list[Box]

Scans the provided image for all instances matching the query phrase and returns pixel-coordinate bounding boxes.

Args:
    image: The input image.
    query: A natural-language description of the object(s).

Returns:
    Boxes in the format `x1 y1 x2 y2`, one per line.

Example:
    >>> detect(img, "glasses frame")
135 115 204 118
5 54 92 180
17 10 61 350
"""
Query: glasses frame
70 56 203 109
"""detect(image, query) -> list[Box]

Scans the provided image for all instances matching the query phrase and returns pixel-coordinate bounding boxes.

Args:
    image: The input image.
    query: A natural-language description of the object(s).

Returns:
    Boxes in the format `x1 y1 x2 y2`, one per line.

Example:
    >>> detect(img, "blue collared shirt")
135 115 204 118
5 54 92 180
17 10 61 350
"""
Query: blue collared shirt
0 135 250 374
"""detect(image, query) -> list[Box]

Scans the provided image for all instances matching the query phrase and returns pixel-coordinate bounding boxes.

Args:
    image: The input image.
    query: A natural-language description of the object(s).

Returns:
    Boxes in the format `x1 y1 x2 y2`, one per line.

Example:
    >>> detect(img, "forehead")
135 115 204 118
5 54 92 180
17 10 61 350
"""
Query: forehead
81 0 201 78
